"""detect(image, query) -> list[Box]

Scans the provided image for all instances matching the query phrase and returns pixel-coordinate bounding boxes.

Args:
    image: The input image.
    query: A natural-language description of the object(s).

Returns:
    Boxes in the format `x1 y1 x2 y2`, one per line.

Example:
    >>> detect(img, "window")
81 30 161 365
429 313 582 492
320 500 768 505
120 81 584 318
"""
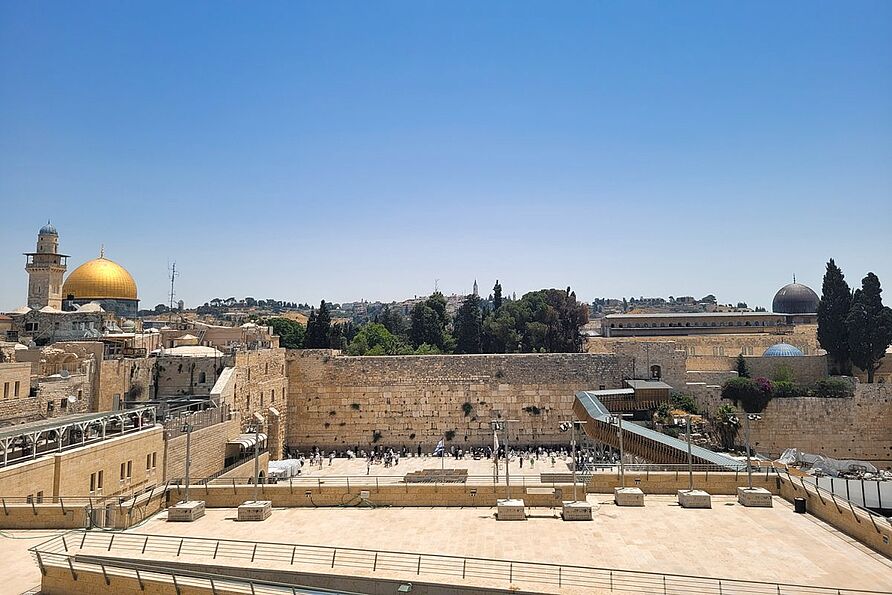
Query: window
146 454 152 470
25 322 38 332
3 383 8 399
98 470 103 489
127 460 132 479
14 381 20 397
152 452 156 469
198 371 206 384
650 365 662 380
120 463 126 481
37 491 44 503
90 473 96 492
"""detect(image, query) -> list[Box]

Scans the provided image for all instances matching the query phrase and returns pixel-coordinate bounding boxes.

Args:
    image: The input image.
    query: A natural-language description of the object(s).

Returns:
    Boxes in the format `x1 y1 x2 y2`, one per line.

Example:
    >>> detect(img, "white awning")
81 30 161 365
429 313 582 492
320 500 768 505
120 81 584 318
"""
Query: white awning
228 433 267 449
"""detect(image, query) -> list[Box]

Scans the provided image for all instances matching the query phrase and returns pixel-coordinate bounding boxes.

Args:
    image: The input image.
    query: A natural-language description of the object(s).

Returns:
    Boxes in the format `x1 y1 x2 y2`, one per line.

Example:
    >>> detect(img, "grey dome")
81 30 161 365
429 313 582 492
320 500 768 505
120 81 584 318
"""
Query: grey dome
39 221 58 236
772 283 819 314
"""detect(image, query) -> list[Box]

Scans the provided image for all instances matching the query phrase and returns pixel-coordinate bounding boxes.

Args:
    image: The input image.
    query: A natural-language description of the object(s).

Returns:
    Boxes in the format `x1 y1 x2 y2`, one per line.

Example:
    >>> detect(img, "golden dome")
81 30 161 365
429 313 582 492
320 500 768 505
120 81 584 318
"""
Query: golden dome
62 254 138 301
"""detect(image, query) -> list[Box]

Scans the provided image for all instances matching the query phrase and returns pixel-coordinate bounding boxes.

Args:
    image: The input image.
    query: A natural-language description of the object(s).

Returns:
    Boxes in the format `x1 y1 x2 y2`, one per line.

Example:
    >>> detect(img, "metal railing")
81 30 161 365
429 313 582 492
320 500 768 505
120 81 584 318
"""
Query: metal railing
31 531 891 595
32 548 361 595
163 404 231 438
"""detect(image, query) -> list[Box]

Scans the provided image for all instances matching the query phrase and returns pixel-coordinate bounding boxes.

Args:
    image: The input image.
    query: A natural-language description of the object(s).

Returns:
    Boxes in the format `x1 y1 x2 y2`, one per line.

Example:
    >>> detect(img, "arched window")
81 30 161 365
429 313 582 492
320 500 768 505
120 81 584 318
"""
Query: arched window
650 365 662 379
198 371 206 384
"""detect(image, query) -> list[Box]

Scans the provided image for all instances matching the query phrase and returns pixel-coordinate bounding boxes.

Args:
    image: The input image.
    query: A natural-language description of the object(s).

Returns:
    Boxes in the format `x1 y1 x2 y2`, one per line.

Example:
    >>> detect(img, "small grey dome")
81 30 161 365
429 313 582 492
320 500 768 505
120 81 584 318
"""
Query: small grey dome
772 283 819 314
39 221 58 236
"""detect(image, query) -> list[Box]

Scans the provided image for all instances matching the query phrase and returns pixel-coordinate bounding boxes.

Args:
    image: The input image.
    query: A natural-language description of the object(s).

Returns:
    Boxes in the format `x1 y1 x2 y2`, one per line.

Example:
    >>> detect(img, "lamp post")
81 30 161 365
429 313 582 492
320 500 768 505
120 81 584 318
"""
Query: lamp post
558 420 587 502
685 414 694 491
609 413 633 488
743 413 761 490
491 419 518 499
252 425 261 503
182 420 193 503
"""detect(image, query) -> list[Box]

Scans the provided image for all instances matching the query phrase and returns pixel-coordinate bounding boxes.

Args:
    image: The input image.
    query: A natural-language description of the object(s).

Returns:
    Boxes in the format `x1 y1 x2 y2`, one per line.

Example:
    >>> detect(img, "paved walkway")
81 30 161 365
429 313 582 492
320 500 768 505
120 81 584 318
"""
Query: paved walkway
128 495 892 592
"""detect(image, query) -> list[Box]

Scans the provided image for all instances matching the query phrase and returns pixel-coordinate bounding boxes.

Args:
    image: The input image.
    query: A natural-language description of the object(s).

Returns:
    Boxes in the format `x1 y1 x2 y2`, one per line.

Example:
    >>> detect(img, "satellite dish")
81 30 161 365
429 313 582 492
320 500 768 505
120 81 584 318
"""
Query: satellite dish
60 369 70 379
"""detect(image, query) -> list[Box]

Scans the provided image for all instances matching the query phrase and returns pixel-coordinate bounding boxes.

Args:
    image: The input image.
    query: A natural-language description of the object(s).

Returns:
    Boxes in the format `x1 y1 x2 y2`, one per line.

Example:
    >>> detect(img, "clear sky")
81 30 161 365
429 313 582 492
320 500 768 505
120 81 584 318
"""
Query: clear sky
2 1 890 311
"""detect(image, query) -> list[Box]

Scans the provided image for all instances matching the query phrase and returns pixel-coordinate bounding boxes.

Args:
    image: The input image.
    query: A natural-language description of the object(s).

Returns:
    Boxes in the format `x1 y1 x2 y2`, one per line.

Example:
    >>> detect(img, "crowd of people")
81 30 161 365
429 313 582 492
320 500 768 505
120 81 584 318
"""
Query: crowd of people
281 442 620 476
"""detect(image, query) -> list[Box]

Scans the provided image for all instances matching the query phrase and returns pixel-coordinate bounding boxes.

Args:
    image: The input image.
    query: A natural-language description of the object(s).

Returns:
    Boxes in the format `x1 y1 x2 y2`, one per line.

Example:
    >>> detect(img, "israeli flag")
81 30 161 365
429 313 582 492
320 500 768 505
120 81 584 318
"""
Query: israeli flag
434 438 445 456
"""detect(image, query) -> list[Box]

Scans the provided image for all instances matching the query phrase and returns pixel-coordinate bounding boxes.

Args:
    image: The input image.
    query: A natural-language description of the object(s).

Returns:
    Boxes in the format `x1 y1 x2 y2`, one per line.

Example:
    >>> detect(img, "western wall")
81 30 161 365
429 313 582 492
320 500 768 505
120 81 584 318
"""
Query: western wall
285 349 637 450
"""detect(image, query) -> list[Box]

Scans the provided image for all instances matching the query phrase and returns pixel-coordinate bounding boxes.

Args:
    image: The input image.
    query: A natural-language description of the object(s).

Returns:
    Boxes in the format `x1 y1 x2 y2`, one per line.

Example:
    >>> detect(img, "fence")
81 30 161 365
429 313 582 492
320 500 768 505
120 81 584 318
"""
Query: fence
31 531 892 595
163 403 231 438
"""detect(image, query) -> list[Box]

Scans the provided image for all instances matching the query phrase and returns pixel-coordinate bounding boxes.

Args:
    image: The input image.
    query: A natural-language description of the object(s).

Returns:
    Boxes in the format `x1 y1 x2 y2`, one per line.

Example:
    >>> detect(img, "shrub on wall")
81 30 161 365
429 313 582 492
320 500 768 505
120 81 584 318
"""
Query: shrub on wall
810 377 854 398
462 402 473 417
721 377 772 413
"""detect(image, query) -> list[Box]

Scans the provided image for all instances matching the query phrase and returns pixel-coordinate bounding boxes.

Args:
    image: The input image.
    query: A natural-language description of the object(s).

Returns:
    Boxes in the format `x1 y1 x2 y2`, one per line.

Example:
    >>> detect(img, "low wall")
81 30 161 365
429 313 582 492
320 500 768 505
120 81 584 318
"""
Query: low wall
586 470 778 495
744 354 828 384
0 502 89 529
166 482 572 508
778 475 891 559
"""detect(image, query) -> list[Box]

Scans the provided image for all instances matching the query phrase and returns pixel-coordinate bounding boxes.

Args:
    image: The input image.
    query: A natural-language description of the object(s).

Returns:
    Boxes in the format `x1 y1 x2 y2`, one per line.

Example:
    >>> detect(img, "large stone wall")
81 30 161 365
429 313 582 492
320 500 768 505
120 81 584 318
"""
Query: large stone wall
233 348 288 456
164 416 242 481
747 384 892 465
285 350 631 451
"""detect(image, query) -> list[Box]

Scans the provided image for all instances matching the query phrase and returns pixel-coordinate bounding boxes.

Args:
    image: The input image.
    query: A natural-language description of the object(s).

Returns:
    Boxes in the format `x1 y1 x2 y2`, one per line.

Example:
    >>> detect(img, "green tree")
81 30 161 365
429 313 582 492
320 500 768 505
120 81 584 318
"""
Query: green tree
266 317 305 349
735 353 750 378
714 404 740 451
846 273 892 383
454 294 484 354
348 323 407 355
378 305 408 339
492 280 503 311
410 292 454 351
305 300 333 348
817 259 853 374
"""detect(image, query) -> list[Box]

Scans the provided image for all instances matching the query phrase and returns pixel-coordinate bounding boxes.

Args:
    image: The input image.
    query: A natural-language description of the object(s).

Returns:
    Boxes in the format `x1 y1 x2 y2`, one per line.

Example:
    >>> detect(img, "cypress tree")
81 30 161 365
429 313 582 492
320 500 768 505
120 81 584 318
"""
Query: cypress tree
846 273 892 383
817 259 852 374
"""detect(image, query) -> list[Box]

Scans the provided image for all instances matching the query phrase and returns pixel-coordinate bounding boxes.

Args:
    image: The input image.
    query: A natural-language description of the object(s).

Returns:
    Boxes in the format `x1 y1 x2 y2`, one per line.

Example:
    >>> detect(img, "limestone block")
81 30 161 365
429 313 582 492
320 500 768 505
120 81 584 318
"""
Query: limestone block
562 500 593 521
737 487 773 507
497 498 526 520
614 487 644 506
167 500 205 522
238 500 272 521
677 489 712 508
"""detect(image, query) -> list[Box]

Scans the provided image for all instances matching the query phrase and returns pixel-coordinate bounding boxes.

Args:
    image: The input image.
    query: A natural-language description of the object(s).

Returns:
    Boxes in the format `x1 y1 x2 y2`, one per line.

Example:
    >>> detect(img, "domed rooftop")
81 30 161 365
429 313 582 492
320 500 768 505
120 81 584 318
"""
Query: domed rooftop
772 282 819 314
39 221 58 236
763 343 804 357
63 252 138 301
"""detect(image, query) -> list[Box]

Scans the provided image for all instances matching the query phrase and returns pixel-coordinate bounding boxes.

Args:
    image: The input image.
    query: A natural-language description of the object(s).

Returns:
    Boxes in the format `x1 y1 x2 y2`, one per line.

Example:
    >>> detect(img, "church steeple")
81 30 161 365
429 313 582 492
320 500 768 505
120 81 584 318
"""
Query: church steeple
473 279 479 297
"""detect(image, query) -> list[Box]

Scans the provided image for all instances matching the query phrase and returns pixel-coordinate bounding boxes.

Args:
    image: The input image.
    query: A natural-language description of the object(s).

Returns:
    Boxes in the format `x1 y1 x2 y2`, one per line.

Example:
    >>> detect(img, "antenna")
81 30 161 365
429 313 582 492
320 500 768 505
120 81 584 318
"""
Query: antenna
168 261 179 324
434 279 440 293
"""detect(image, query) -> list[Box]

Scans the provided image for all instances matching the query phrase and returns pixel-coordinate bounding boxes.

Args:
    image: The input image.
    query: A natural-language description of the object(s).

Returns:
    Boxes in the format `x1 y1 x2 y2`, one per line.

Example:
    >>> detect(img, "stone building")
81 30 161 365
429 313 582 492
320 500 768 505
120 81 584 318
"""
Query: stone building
23 223 68 310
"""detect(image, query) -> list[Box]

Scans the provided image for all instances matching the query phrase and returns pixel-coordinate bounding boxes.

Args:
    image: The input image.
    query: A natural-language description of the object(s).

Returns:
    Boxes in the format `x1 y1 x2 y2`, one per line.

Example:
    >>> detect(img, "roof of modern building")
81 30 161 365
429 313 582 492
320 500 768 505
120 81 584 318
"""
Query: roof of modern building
624 379 674 391
604 311 782 319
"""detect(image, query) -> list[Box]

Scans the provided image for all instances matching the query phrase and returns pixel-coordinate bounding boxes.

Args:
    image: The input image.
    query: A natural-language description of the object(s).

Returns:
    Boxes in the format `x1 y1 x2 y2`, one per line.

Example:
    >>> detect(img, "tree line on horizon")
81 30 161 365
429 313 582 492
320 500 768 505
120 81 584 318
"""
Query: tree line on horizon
263 281 590 356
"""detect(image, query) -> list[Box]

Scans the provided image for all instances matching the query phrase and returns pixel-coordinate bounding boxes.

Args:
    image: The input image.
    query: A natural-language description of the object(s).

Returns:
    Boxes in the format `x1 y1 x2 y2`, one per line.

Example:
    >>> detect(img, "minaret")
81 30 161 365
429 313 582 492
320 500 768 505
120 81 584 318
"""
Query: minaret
24 222 68 309
473 279 479 297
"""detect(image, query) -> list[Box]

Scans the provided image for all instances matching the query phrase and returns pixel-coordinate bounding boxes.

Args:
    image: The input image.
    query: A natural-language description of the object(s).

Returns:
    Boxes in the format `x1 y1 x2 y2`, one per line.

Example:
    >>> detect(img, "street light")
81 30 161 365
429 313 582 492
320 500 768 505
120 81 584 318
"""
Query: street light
558 420 587 502
250 412 264 504
609 413 633 488
491 419 518 499
181 420 193 503
738 413 762 490
683 414 694 491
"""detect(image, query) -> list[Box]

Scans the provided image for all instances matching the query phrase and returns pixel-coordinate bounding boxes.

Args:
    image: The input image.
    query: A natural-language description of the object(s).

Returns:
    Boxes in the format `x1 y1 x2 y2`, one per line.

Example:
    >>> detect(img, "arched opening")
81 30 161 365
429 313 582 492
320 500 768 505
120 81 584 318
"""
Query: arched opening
650 365 662 379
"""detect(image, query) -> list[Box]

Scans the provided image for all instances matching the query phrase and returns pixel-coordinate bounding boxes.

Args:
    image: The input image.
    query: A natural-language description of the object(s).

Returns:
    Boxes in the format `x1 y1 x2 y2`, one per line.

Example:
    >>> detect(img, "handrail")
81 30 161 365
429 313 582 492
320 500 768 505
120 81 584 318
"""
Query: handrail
780 470 892 533
31 530 891 595
34 549 363 595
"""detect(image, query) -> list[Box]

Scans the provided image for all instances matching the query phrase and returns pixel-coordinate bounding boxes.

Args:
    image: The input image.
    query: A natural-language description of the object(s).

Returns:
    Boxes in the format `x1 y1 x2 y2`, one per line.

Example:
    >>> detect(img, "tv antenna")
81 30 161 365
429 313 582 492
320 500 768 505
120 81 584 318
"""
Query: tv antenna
434 278 440 293
168 261 179 323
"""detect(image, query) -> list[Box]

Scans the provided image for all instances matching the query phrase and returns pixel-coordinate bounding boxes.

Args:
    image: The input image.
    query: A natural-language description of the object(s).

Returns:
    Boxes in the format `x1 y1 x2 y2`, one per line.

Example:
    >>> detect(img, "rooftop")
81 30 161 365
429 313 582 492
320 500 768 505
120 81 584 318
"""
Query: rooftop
96 499 892 592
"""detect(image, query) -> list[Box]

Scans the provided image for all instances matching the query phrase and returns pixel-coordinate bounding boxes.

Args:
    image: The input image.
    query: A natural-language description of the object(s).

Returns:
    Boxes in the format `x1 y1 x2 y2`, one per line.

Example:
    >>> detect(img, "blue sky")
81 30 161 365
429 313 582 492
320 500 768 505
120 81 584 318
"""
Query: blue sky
2 1 890 311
